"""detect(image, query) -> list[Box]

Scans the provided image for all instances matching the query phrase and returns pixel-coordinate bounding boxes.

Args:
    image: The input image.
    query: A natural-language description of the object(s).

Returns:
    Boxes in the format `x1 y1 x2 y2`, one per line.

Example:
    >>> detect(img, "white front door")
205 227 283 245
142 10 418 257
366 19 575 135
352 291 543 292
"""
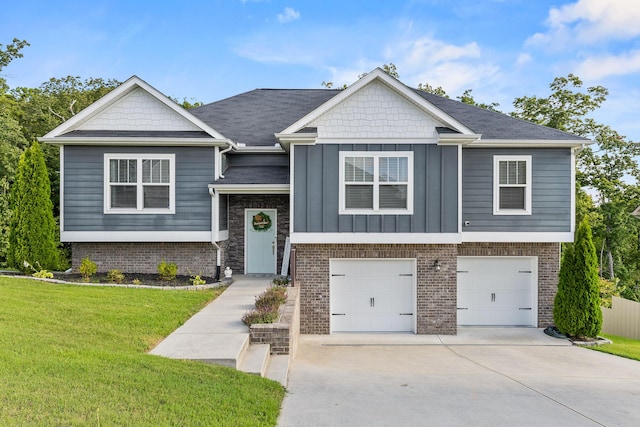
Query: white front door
457 257 537 326
245 209 277 274
330 259 415 333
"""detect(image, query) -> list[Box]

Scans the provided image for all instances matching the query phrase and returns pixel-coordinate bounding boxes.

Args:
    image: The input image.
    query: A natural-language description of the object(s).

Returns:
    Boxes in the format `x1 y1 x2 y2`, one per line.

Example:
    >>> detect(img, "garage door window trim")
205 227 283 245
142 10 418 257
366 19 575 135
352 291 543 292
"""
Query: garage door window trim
339 151 414 215
493 155 532 216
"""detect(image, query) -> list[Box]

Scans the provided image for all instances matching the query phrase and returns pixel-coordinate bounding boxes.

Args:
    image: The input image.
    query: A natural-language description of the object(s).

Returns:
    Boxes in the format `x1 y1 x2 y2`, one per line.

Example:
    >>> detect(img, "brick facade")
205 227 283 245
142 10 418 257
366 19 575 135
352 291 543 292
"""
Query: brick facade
72 242 219 276
294 242 560 335
294 244 458 335
226 194 290 274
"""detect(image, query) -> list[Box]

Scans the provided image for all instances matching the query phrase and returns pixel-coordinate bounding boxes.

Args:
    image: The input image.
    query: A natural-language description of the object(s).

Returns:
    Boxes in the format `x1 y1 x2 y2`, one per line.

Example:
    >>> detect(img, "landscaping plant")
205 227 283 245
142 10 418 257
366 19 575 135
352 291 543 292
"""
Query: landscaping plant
107 269 125 284
79 256 97 282
554 218 602 339
242 284 288 326
158 260 178 281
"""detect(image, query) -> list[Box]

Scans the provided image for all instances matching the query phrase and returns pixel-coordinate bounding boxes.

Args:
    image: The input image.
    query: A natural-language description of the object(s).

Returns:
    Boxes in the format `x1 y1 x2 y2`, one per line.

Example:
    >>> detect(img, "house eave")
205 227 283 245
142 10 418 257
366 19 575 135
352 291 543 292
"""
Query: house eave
39 137 232 147
465 139 592 148
208 183 290 194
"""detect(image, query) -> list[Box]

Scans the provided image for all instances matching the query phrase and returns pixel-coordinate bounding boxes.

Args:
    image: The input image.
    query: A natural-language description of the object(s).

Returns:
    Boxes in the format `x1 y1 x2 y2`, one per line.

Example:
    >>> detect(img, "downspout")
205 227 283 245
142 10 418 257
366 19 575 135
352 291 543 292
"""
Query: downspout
218 145 233 179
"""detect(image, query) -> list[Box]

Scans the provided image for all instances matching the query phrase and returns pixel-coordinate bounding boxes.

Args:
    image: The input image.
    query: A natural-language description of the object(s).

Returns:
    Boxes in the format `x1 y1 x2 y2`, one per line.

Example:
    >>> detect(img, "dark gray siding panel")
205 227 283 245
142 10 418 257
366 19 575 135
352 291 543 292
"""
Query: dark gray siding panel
64 146 214 231
462 148 571 232
293 144 458 233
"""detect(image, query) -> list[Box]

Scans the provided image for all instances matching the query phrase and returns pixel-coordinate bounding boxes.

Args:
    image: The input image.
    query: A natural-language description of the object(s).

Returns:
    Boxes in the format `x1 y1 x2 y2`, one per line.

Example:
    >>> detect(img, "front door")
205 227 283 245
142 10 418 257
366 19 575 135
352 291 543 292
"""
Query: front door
245 209 277 273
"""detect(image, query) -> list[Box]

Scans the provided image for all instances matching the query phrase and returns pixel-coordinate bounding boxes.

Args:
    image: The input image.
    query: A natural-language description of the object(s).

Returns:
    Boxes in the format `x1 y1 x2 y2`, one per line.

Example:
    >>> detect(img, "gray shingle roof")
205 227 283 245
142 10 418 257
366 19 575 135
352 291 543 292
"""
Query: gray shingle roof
190 86 587 147
216 165 289 185
190 89 339 147
61 130 212 138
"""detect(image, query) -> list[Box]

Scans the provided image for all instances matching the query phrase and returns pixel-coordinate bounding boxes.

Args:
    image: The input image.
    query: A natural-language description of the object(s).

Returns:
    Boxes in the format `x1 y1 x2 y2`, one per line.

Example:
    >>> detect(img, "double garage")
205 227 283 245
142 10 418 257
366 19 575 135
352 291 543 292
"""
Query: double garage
330 257 539 333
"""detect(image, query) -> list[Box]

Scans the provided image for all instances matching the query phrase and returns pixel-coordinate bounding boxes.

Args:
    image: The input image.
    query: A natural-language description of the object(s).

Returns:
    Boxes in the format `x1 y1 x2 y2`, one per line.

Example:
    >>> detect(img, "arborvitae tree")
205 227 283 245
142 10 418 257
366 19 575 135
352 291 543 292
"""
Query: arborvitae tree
554 219 602 338
8 141 59 271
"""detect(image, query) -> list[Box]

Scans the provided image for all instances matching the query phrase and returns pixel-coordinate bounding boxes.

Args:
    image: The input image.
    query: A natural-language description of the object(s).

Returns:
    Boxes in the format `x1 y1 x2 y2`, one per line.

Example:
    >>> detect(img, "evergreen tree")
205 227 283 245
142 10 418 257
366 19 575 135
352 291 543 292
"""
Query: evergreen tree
8 141 59 271
554 219 602 338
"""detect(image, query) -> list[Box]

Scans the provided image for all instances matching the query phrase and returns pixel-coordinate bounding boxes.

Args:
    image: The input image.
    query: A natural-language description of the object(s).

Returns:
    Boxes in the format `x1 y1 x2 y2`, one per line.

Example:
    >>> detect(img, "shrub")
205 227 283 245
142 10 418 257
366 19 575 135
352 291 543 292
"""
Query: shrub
79 256 97 282
131 278 142 285
254 286 287 311
23 260 54 279
158 260 178 281
190 275 206 286
272 276 290 287
107 269 125 284
554 219 602 338
241 308 279 326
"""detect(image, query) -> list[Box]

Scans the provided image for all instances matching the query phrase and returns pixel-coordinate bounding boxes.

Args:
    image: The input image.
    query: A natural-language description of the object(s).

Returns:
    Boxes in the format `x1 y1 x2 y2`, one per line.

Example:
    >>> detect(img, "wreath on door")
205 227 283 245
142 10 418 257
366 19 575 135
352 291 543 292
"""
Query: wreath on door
252 211 272 231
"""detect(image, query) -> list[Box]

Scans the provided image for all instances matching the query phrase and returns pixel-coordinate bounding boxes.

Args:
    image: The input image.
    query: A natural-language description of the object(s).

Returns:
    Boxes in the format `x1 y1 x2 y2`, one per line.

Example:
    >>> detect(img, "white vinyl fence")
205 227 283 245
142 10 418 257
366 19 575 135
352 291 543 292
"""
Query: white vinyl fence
601 296 640 340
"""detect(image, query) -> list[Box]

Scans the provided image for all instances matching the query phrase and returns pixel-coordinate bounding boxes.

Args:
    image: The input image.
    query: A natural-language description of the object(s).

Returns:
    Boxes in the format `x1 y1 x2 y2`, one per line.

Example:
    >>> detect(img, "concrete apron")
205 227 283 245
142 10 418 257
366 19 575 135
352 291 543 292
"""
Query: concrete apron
278 328 640 427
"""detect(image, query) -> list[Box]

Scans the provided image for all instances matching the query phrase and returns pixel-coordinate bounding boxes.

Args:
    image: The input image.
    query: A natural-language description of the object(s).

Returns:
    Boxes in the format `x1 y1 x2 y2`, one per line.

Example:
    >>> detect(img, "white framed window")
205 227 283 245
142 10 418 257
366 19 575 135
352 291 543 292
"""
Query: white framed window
104 153 175 214
339 151 413 215
493 155 531 215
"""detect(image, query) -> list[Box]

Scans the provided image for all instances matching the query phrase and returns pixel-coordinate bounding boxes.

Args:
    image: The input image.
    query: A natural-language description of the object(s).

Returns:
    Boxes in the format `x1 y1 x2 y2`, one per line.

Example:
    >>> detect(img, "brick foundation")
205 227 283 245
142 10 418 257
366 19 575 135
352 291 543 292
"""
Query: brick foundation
72 242 219 276
294 242 560 335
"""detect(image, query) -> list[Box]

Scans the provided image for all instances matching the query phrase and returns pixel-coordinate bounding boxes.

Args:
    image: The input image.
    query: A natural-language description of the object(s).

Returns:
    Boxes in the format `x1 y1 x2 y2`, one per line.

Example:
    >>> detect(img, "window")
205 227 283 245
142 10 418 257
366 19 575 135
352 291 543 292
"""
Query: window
339 152 413 214
104 154 175 214
493 155 531 215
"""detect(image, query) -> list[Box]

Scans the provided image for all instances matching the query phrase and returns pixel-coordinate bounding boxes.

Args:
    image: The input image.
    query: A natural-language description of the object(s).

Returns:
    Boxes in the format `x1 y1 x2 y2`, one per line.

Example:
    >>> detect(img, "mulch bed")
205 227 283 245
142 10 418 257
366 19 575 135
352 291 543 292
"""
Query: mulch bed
52 272 218 287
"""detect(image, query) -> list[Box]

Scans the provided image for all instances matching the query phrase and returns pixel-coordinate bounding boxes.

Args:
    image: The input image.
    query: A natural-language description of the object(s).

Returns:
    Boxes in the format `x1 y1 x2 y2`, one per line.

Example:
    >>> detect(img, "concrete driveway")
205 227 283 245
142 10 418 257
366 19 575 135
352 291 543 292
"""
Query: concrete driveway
278 328 640 427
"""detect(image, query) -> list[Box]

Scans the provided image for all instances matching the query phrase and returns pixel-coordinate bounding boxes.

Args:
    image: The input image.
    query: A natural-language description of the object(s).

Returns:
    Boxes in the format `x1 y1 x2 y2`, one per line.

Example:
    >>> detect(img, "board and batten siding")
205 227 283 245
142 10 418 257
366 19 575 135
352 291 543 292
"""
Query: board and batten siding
293 144 458 233
462 147 572 232
63 146 214 231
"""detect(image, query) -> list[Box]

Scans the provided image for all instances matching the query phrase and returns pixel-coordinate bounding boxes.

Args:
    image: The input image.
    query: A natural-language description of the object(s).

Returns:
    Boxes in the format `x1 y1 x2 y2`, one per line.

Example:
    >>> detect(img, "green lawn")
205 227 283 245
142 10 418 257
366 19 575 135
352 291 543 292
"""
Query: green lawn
0 277 284 426
589 333 640 362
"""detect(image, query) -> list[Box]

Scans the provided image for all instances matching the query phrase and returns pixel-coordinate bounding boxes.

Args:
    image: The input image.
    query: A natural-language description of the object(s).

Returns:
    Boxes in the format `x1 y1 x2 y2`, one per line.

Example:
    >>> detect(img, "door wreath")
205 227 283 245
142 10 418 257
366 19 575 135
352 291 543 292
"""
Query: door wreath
252 211 272 231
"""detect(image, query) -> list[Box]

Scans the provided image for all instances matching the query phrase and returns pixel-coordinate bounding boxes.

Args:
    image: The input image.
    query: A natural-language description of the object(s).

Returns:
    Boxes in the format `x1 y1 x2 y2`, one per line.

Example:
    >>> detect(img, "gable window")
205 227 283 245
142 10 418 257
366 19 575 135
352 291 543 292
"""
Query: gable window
493 155 531 215
339 151 413 214
104 154 175 214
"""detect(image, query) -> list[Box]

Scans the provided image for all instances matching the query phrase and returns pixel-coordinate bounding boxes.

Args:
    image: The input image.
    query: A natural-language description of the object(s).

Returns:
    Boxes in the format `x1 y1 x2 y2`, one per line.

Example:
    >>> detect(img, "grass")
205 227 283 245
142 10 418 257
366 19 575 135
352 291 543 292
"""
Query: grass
0 276 285 426
588 333 640 362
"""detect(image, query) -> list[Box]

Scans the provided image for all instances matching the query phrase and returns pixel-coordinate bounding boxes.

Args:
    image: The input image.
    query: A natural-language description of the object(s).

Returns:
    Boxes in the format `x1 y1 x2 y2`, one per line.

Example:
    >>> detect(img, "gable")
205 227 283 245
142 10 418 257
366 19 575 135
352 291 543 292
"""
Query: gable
77 87 201 132
309 80 442 139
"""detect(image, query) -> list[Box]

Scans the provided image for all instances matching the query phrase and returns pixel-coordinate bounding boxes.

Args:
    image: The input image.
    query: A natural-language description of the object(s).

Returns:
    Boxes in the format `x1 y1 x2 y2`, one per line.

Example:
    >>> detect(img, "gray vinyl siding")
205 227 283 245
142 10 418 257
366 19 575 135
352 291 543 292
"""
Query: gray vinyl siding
462 148 571 232
63 146 214 231
219 194 229 231
293 144 458 233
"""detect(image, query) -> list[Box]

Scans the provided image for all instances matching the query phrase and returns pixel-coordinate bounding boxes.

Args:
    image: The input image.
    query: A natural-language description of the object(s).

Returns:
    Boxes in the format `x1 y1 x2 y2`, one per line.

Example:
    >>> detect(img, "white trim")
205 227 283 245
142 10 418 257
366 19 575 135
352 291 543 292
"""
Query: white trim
290 145 295 235
290 233 462 244
211 189 219 242
279 68 475 136
493 155 532 216
457 144 462 234
59 146 65 233
60 231 212 242
41 76 230 142
39 137 227 147
218 230 229 241
339 151 414 215
570 148 576 234
467 139 591 148
208 184 290 194
104 153 176 214
462 232 574 242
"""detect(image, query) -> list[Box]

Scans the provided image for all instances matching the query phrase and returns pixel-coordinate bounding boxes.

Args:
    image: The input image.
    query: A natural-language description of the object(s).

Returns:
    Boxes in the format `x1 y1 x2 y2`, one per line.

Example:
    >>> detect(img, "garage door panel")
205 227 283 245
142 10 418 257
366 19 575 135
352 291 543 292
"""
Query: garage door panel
330 259 415 333
457 257 536 327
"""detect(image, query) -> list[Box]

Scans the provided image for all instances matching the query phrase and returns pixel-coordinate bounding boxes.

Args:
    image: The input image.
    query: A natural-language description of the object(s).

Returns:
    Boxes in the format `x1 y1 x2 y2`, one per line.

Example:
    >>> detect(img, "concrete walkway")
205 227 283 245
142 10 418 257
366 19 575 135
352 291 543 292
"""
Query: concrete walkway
149 275 275 370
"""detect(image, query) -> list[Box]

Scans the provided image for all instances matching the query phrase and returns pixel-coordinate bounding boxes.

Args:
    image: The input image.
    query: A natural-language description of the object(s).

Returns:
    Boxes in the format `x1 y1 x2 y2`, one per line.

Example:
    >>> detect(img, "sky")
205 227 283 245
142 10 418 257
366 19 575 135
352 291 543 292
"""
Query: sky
3 0 640 141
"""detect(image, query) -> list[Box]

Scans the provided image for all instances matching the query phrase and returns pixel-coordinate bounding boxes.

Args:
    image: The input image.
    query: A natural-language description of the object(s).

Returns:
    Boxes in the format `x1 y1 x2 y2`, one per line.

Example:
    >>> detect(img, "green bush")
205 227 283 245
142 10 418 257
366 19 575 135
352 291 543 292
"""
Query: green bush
107 269 125 284
554 219 602 338
79 256 97 282
241 308 279 326
272 276 290 287
190 275 206 286
157 260 178 281
254 286 287 311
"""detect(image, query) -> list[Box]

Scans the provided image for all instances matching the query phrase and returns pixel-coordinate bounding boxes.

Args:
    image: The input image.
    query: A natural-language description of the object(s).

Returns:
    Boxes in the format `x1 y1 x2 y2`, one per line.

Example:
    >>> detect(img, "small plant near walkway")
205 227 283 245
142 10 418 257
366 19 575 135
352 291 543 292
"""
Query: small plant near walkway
190 274 206 286
158 260 178 281
107 269 125 284
79 256 97 282
242 277 289 326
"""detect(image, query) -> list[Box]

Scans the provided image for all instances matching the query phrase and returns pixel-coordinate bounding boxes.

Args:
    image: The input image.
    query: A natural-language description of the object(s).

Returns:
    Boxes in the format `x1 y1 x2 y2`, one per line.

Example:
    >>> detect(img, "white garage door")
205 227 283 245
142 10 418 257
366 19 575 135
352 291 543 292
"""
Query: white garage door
330 259 415 333
457 257 537 326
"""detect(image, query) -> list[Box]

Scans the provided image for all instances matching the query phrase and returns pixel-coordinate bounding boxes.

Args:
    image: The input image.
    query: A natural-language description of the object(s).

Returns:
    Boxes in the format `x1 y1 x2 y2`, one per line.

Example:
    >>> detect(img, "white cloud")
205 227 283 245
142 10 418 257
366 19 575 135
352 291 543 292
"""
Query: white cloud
515 53 532 67
575 50 640 80
528 0 640 47
277 7 300 24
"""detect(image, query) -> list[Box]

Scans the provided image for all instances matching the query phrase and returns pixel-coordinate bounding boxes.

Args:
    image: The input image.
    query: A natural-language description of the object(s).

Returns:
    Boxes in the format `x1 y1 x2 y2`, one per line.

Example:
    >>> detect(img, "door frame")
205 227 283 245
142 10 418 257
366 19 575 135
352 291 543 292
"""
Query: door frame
329 258 417 333
456 256 538 326
244 208 278 274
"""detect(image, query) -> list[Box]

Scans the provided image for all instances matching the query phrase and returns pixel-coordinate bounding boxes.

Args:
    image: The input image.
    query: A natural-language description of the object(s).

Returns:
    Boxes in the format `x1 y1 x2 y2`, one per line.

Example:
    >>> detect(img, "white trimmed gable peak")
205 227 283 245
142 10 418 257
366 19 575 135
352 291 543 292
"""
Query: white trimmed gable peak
279 68 479 142
41 75 227 140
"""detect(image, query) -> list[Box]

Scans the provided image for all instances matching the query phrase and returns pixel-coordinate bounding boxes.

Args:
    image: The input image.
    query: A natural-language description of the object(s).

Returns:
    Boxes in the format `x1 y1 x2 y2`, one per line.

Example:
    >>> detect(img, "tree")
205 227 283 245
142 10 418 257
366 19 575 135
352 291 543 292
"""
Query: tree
417 82 449 98
456 89 501 112
554 219 602 338
8 141 59 271
0 38 29 72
